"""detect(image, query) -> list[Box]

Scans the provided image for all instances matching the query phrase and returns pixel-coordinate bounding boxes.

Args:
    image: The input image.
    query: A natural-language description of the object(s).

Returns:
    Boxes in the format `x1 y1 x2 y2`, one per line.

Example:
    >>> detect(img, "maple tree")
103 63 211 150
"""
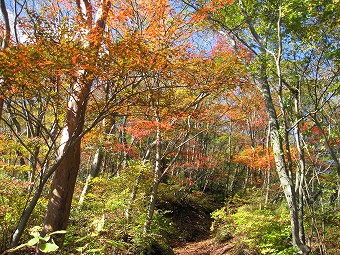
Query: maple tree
0 0 244 249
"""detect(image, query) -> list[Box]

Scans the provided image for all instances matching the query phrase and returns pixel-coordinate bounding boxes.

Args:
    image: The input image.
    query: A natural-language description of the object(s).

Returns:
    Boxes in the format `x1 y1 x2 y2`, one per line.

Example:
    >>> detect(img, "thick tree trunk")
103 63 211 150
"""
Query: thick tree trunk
42 0 110 243
43 81 90 243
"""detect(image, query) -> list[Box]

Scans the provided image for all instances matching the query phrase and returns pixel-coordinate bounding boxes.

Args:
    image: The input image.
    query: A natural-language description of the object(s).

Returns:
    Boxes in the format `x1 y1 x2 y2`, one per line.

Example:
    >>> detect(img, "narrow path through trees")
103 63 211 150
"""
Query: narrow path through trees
173 237 235 255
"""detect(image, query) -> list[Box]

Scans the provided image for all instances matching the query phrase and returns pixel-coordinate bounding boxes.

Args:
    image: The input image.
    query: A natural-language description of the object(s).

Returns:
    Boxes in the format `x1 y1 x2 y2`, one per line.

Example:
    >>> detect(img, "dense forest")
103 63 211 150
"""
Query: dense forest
0 0 339 254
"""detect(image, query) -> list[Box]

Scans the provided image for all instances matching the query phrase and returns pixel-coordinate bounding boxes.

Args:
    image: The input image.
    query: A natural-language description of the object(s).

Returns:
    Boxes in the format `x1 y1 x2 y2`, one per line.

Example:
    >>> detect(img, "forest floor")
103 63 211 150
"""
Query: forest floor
162 193 237 255
173 236 236 255
163 195 236 255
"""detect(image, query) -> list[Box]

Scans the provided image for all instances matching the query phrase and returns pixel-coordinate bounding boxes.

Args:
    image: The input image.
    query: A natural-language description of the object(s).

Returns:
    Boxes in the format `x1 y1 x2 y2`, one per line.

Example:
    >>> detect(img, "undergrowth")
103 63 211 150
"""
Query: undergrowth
211 191 340 255
211 195 297 255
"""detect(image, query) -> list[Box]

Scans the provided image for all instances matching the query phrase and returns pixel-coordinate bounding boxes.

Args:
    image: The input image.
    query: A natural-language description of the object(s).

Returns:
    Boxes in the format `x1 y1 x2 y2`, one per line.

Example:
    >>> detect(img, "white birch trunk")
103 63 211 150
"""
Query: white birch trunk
143 112 162 235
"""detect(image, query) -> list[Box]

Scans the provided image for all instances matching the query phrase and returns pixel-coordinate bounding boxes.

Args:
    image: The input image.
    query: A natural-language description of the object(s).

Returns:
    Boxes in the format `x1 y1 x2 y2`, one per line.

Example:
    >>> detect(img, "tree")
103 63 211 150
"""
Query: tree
42 0 113 244
2 0 336 253
0 0 11 117
1 0 245 250
181 0 339 253
1 0 139 247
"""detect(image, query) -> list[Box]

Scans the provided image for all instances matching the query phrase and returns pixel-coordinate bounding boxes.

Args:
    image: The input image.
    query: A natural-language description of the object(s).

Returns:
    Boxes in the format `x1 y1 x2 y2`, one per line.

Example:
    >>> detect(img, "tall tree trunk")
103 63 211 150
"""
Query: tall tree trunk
225 118 233 197
143 112 161 235
264 126 271 207
229 166 238 197
118 115 129 170
266 3 307 251
259 64 309 254
277 93 294 179
243 167 249 193
0 0 10 118
42 0 110 244
43 81 91 243
236 6 305 246
293 91 307 244
78 147 104 206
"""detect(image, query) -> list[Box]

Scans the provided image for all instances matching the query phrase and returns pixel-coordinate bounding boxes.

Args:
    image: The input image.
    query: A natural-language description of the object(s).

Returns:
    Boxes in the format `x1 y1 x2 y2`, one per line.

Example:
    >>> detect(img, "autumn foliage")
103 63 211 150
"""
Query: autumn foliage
0 0 339 254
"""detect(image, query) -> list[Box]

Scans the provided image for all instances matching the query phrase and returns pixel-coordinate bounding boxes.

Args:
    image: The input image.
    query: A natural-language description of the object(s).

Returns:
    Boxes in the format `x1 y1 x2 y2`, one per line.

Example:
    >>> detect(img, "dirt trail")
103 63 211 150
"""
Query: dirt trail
173 237 235 255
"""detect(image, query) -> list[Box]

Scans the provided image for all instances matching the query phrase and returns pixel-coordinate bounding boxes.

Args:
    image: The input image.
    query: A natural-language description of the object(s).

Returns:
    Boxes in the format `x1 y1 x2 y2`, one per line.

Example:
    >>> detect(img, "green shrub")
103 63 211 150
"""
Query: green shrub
232 240 260 255
132 236 175 255
211 203 293 255
0 172 48 252
211 207 235 243
62 161 178 254
6 226 66 254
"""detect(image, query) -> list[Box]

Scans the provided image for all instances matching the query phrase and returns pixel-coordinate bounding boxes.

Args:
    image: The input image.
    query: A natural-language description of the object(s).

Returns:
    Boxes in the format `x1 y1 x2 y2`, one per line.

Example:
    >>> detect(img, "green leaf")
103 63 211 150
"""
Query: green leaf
40 235 50 242
4 212 12 222
49 230 67 235
27 236 40 246
29 226 43 238
76 247 84 252
5 243 29 252
39 243 59 253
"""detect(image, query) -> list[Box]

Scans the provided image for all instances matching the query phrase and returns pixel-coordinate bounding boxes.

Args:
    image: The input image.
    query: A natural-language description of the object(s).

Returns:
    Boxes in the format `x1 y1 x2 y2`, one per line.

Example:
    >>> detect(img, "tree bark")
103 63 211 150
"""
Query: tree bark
143 111 162 235
268 2 307 251
0 0 10 49
43 80 91 243
0 0 10 118
293 92 307 244
259 64 309 253
264 126 271 207
42 0 110 244
78 147 104 206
